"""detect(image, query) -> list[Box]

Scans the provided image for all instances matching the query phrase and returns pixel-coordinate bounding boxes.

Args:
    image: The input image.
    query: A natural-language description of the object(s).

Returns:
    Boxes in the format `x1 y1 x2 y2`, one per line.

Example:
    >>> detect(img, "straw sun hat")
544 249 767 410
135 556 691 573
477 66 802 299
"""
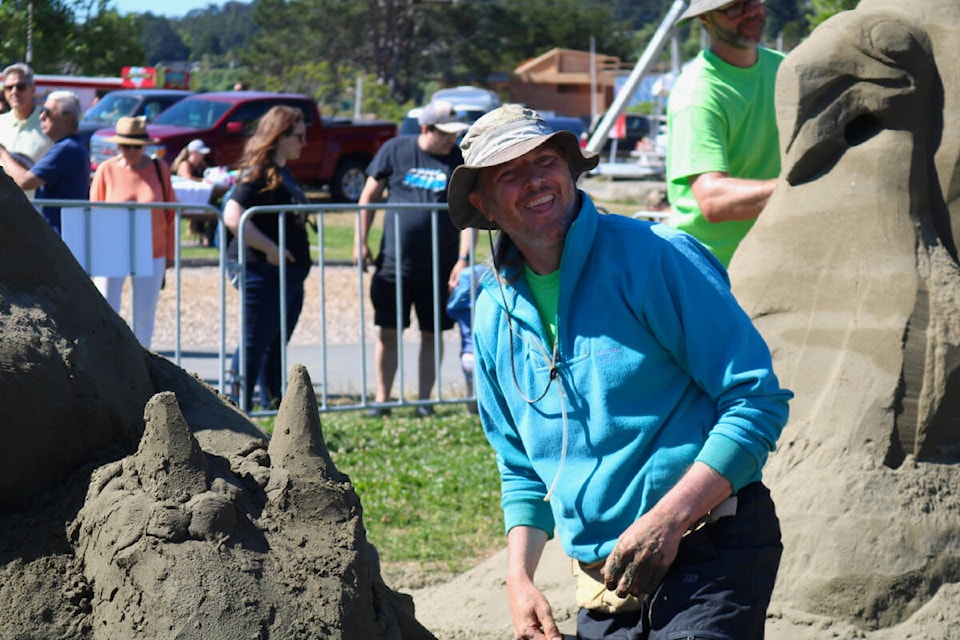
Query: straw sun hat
106 116 159 146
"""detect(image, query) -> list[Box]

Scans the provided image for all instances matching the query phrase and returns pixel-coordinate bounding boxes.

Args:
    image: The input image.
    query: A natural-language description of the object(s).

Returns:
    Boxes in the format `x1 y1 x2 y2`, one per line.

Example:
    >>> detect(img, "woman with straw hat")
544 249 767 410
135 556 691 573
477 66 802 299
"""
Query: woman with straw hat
90 116 177 348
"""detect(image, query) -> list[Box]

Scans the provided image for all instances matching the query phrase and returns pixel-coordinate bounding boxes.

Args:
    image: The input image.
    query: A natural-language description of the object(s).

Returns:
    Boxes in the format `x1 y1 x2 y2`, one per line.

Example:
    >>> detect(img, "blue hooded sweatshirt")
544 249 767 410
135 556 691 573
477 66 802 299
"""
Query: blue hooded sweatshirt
473 193 792 564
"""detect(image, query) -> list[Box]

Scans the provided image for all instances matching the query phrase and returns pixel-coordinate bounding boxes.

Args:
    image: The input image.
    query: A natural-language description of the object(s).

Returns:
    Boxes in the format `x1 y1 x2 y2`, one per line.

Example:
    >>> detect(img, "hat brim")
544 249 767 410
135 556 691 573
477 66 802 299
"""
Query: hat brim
434 122 470 135
677 0 731 21
448 130 599 231
106 134 159 146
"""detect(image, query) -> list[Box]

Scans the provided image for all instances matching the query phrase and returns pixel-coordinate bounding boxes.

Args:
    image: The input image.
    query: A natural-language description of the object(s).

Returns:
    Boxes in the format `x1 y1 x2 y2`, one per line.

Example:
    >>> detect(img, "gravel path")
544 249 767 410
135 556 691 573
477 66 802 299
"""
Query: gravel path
144 265 376 352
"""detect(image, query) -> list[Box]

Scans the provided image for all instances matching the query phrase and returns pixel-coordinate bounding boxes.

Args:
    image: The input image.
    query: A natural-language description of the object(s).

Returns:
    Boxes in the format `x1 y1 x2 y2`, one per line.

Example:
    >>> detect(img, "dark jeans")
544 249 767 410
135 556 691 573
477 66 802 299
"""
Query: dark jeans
231 261 310 410
577 482 782 640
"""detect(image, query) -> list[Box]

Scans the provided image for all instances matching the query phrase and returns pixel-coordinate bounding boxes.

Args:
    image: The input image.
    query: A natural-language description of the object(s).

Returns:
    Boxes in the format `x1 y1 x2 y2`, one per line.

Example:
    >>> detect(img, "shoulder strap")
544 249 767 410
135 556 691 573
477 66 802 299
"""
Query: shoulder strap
279 166 307 204
152 158 168 202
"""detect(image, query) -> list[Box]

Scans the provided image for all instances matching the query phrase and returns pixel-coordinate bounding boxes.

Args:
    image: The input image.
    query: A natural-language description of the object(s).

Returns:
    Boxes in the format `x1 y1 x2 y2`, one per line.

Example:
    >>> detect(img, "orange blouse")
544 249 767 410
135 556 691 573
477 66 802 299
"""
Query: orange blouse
89 156 177 261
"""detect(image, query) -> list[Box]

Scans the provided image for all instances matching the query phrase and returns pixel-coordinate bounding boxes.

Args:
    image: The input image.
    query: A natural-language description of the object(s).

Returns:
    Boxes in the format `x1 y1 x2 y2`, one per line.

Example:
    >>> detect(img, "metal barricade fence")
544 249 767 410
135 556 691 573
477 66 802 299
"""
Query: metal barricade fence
235 202 475 416
34 198 477 418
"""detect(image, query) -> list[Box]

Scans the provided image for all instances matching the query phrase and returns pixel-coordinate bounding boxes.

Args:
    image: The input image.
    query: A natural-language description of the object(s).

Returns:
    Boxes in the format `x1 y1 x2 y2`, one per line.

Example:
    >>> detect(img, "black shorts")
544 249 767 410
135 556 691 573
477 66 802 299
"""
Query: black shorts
577 482 783 640
370 270 454 333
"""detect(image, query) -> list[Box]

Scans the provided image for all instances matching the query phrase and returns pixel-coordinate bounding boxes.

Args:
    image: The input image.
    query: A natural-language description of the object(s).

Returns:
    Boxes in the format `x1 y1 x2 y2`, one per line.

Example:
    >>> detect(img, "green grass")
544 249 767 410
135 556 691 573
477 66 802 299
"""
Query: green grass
178 212 382 263
314 211 380 263
324 406 503 574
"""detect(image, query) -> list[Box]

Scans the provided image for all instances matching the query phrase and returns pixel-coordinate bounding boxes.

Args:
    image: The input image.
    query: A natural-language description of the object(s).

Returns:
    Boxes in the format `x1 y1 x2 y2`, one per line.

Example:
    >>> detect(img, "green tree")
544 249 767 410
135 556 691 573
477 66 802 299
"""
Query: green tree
0 0 77 72
136 13 189 64
243 0 636 107
177 2 257 61
765 0 805 39
808 0 859 29
72 4 145 73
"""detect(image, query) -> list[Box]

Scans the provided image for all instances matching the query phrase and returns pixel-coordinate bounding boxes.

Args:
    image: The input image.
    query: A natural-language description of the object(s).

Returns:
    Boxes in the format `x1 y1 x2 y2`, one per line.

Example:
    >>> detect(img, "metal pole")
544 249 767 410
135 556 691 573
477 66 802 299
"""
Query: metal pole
589 36 597 126
585 0 688 155
354 76 362 120
430 209 441 403
26 0 34 64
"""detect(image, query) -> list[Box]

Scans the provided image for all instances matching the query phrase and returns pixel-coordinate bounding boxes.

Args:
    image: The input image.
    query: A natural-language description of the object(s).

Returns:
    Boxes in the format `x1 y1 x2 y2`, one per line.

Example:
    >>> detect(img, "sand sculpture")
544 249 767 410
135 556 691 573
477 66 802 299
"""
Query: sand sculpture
0 183 432 637
731 0 960 631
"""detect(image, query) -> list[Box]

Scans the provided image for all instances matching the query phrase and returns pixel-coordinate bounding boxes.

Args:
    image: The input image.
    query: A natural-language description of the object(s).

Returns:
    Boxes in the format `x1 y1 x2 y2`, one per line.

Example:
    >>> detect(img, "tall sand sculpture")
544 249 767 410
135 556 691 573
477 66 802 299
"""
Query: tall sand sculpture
731 0 960 630
0 180 432 638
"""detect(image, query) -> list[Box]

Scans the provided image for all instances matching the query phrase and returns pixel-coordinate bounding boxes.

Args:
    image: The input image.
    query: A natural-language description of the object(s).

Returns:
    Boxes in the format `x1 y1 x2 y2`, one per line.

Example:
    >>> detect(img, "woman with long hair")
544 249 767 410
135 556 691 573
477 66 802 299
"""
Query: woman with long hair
223 105 311 411
90 116 176 348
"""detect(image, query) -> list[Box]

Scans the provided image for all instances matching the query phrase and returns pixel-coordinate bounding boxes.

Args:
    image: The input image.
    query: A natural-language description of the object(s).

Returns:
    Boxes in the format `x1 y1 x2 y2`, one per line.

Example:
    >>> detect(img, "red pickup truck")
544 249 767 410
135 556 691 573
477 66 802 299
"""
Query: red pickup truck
89 91 397 202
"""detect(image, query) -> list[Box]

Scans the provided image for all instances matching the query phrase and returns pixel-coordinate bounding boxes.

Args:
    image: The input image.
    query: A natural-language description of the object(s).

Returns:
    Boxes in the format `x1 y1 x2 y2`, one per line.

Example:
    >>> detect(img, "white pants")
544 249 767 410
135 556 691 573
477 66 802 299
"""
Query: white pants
94 256 166 349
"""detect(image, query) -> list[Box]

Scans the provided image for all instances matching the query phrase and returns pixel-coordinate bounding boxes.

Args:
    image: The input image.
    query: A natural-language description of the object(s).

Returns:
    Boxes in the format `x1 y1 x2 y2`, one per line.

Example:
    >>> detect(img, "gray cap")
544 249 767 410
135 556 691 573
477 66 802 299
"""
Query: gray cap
678 0 737 21
447 104 598 231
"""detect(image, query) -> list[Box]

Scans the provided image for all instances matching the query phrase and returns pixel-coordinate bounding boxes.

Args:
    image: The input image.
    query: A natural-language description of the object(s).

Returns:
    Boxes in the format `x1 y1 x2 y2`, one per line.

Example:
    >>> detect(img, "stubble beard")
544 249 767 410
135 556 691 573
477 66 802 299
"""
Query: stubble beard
712 14 766 49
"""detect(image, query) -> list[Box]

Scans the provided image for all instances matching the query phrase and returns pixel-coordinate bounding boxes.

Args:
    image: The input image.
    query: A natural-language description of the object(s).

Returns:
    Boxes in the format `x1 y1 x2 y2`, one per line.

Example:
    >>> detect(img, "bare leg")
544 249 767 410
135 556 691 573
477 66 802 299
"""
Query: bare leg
375 327 398 403
418 331 442 401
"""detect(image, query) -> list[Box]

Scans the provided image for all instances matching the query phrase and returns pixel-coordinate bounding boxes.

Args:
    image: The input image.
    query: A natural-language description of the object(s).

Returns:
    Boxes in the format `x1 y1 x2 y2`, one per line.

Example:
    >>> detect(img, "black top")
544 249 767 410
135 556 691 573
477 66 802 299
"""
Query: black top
227 166 311 266
366 135 462 278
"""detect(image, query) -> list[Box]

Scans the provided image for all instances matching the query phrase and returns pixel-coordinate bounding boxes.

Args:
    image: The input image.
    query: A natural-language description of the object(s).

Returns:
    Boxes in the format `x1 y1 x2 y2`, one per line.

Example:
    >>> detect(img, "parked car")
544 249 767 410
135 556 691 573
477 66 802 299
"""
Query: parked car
430 85 500 112
89 92 397 202
543 115 588 142
77 89 193 148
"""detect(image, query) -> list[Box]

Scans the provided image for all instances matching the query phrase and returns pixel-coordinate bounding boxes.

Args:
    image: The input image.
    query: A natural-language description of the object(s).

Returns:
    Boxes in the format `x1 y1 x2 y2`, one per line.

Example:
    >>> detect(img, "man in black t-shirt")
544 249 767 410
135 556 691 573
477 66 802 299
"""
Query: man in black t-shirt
354 99 475 417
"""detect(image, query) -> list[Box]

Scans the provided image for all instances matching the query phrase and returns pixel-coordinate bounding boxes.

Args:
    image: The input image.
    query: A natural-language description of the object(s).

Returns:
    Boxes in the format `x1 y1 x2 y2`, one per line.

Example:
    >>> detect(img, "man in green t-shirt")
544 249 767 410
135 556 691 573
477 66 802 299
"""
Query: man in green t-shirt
666 0 783 268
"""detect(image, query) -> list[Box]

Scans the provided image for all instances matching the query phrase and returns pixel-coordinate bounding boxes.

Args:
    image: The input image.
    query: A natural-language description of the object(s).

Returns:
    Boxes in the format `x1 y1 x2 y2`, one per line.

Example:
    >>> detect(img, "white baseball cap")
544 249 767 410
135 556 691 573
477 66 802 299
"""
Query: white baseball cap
418 100 470 135
186 139 211 154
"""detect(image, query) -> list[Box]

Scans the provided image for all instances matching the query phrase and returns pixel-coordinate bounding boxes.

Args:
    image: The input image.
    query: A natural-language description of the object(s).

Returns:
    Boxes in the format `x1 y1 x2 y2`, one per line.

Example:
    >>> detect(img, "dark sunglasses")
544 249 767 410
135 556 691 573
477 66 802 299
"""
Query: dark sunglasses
118 143 143 150
40 107 58 118
718 0 764 19
286 131 306 143
3 82 30 92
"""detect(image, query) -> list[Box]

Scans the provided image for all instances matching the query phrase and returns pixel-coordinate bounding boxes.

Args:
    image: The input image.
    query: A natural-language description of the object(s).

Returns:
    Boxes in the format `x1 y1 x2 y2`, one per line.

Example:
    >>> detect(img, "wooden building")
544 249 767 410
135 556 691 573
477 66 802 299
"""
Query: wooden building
507 47 632 120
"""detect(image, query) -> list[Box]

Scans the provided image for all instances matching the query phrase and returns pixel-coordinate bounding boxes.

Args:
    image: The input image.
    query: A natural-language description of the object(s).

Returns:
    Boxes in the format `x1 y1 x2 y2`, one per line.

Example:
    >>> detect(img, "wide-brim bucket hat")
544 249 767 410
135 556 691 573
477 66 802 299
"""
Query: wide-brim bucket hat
678 0 762 21
106 116 159 146
448 104 598 231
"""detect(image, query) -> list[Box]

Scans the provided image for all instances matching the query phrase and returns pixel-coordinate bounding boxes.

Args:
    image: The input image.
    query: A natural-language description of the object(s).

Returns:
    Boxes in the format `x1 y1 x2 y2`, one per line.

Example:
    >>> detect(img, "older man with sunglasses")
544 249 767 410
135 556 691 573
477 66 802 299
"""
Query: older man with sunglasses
0 90 90 233
450 104 792 640
666 0 782 268
0 63 52 199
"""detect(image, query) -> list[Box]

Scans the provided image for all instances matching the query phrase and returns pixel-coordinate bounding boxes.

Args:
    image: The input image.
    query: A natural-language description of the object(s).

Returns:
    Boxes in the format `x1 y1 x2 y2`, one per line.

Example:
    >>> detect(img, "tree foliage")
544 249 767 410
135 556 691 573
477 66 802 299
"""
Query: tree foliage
0 0 78 72
71 9 144 74
0 0 865 118
138 13 190 63
807 0 859 29
0 0 144 75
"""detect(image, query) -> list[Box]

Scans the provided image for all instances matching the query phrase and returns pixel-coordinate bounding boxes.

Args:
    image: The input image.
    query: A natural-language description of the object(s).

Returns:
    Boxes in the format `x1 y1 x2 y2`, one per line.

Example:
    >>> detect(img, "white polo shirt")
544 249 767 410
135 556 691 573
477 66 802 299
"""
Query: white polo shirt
0 107 52 199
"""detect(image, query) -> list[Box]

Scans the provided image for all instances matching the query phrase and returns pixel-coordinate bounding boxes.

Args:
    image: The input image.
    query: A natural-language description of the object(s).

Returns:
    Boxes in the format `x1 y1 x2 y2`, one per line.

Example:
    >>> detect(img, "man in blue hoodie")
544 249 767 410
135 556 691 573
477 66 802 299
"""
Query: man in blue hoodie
447 104 792 640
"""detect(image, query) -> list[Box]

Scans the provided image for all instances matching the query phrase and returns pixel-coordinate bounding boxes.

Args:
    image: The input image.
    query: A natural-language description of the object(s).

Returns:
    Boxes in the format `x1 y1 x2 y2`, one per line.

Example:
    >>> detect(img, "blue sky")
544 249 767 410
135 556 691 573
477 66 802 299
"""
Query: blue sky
112 0 239 18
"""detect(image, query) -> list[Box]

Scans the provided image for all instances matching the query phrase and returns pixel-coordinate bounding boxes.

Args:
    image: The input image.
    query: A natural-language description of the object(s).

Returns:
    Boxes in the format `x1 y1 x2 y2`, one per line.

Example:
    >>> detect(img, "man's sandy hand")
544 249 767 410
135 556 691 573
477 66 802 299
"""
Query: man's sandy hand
602 511 683 598
507 579 562 640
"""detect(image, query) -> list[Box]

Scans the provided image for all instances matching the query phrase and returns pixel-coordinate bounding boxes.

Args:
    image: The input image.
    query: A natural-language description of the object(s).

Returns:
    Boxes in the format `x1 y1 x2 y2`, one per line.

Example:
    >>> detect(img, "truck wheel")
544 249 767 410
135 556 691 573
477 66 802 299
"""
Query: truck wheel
331 159 368 202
